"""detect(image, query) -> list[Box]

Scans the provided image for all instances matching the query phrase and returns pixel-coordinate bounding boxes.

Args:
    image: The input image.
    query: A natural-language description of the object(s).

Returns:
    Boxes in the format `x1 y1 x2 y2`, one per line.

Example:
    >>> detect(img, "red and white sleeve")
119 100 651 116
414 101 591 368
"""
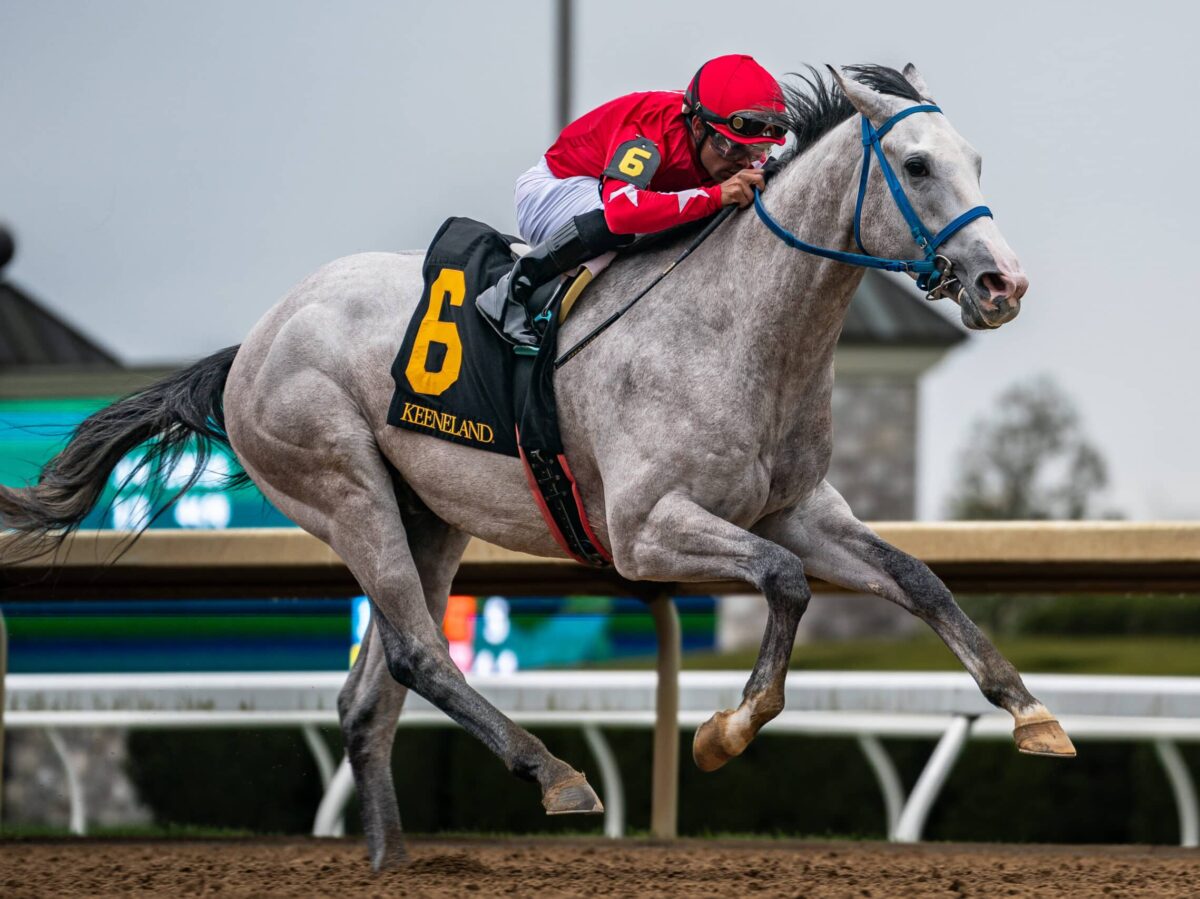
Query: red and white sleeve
601 178 723 234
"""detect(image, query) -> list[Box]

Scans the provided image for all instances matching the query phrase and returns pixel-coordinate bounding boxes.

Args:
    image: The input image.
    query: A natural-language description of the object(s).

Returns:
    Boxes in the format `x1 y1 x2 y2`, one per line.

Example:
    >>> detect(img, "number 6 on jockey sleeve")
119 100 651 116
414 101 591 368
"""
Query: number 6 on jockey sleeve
404 267 465 396
603 137 661 188
619 146 652 178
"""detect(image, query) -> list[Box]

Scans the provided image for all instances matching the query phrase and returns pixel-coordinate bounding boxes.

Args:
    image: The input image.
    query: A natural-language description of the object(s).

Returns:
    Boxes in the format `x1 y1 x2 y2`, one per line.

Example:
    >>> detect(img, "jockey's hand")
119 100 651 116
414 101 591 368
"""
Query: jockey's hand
719 169 765 208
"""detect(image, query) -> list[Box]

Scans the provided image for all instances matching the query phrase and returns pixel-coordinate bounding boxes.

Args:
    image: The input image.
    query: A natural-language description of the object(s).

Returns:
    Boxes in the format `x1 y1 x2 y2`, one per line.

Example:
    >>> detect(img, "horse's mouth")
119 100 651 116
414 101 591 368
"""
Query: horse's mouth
959 292 1018 330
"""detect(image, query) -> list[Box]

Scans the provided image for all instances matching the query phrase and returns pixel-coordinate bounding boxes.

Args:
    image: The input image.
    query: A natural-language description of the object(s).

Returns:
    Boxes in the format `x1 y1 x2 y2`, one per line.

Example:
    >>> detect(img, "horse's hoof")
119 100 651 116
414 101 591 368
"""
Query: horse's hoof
1014 717 1076 757
693 709 746 773
542 772 604 815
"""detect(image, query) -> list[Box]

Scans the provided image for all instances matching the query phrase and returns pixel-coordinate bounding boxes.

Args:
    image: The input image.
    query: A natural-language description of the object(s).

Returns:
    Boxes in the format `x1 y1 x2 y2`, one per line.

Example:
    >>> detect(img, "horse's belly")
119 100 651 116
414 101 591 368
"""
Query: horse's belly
376 428 580 559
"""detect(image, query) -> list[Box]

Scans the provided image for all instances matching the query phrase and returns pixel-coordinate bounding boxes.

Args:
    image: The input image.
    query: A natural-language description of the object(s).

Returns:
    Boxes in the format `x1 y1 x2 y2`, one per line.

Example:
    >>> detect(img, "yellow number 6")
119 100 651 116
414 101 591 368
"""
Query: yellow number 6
619 146 653 178
405 267 465 396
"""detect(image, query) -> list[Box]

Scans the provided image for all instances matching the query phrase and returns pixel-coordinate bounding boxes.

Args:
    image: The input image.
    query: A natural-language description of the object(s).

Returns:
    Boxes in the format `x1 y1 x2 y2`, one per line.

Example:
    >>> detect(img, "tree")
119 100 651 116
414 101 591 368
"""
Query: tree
947 375 1114 521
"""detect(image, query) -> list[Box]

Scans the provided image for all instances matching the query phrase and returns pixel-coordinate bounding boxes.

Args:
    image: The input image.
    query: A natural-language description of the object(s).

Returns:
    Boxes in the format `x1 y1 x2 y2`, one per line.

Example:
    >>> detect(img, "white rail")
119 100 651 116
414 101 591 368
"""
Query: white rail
6 670 1199 846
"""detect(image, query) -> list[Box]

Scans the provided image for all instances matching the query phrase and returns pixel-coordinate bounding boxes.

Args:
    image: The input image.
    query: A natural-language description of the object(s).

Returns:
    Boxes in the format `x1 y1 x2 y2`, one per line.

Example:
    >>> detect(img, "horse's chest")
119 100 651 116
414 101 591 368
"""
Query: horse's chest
760 411 835 510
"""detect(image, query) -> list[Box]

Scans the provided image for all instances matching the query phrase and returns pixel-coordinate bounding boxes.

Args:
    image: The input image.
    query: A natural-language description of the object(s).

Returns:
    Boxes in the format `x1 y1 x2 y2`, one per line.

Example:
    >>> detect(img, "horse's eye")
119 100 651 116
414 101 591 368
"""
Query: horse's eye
904 157 929 177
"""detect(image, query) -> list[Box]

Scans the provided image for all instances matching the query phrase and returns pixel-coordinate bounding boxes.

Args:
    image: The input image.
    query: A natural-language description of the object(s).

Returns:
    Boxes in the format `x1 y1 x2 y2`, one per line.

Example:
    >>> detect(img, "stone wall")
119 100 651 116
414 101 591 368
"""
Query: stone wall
826 377 918 522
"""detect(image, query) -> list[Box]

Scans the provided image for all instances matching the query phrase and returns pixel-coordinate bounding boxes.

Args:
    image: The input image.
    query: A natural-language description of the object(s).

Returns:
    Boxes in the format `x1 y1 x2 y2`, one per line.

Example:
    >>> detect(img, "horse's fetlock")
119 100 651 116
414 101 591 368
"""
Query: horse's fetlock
980 677 1027 712
753 691 786 724
510 738 559 785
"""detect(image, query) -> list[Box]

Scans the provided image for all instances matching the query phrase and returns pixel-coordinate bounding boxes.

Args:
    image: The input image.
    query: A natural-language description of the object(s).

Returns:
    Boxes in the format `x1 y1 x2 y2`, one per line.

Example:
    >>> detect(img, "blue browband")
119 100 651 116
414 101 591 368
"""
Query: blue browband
753 104 993 293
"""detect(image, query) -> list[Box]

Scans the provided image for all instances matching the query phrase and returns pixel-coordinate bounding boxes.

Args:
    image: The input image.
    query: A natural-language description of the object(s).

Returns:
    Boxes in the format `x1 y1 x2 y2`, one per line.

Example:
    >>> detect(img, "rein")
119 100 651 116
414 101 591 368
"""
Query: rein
754 104 992 298
554 204 738 368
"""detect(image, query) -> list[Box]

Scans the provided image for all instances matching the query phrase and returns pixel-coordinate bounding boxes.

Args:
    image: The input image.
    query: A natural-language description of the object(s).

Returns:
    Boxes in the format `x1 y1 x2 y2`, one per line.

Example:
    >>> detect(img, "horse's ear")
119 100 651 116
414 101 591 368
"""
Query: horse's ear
902 63 932 99
826 65 892 123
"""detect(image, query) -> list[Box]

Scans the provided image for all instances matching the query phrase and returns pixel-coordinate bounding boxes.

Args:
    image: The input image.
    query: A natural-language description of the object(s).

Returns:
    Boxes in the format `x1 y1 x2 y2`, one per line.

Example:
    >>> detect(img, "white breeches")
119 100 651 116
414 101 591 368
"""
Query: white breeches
514 157 604 246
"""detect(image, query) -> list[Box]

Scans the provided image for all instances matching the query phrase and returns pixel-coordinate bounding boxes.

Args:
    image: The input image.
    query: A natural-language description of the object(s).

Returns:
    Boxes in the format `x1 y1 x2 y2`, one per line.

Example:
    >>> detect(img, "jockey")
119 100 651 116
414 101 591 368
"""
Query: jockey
476 53 787 349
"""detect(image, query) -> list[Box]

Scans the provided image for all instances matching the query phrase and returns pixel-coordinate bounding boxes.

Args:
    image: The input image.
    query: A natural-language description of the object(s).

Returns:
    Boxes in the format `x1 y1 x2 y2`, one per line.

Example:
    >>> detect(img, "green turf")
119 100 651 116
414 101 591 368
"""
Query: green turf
6 615 342 639
597 635 1200 676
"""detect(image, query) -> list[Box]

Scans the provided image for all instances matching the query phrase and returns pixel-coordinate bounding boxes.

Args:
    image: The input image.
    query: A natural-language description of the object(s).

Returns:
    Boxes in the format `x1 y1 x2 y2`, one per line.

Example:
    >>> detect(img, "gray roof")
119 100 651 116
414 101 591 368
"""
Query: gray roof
0 280 121 369
842 271 967 347
0 226 120 370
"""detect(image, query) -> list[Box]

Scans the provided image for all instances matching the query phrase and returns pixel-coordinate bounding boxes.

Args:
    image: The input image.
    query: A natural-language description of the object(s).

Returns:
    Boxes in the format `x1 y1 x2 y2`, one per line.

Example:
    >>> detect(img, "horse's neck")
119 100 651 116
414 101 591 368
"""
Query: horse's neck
722 122 866 398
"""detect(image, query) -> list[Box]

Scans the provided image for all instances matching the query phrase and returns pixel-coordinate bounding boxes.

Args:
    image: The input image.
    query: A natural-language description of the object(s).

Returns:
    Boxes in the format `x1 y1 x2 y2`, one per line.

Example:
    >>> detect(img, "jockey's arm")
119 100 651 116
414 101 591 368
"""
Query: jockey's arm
598 137 766 234
600 175 723 234
596 128 722 235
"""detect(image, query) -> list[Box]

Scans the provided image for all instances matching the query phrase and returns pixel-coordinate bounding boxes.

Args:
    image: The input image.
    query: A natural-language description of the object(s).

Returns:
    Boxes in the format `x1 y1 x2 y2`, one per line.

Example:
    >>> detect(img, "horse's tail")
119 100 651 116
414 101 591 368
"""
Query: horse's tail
0 345 247 560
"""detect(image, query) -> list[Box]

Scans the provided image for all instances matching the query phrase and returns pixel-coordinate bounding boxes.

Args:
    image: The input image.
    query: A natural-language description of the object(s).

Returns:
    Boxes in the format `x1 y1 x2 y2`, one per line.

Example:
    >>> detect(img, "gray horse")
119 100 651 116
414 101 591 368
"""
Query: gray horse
0 64 1072 869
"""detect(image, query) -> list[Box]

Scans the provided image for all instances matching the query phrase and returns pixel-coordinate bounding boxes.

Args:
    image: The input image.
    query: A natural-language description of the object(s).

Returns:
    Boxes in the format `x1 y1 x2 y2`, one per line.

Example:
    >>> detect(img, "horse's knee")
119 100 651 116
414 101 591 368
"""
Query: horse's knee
761 556 811 600
757 550 812 622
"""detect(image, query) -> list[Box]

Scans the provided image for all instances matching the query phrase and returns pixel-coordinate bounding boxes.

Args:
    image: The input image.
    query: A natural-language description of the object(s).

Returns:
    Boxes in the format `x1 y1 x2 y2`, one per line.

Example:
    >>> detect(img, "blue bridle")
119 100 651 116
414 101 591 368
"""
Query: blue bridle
753 104 993 295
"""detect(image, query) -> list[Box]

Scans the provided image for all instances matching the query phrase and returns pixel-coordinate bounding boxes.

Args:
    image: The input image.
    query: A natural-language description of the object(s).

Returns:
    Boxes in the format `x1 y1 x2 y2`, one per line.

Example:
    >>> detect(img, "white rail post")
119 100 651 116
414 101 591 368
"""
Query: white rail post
45 727 86 835
582 723 625 838
649 592 680 839
857 734 905 839
313 756 355 838
1155 739 1199 848
893 715 970 843
302 724 344 837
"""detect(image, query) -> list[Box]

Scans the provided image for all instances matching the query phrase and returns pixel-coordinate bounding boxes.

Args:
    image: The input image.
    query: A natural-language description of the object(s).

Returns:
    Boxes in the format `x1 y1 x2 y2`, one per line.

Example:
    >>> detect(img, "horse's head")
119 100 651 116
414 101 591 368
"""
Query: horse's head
829 64 1027 330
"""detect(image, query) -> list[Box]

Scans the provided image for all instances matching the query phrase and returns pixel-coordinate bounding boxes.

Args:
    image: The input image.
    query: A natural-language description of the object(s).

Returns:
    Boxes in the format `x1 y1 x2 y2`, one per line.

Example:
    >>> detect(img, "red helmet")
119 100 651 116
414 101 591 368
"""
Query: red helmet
684 54 787 146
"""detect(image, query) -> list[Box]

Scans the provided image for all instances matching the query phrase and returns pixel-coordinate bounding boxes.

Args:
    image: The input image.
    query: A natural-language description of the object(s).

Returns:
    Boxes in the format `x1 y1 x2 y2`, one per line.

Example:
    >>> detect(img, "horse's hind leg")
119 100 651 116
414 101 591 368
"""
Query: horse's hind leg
338 616 409 868
336 501 469 868
768 481 1076 758
230 395 602 867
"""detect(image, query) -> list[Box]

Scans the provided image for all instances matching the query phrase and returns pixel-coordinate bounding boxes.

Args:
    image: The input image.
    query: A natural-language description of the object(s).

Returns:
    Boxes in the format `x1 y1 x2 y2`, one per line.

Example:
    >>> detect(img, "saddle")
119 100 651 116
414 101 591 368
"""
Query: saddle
387 217 611 567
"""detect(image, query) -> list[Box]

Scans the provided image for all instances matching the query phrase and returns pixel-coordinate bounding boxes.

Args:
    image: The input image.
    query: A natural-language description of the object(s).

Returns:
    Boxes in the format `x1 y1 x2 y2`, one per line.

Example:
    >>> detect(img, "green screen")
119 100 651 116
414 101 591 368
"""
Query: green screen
0 396 290 529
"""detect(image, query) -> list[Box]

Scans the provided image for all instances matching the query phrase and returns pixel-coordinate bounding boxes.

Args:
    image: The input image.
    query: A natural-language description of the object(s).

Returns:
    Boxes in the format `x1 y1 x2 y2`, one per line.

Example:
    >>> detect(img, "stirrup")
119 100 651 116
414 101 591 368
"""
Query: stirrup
475 271 541 351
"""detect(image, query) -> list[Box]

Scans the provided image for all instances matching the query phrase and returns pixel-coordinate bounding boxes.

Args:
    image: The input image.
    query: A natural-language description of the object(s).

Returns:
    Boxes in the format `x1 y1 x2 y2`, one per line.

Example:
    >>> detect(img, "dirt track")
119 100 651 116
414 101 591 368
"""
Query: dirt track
1 836 1196 897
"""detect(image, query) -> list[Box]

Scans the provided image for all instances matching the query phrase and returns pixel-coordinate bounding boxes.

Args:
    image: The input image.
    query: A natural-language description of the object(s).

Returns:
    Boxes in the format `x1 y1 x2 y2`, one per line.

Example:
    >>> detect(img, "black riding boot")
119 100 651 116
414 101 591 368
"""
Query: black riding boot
476 210 631 349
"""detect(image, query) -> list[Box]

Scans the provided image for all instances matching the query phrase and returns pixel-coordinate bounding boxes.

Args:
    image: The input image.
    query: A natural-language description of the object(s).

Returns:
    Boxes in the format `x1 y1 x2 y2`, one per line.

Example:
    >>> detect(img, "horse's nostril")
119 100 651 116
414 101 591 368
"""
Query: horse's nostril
980 272 1007 297
976 270 1028 304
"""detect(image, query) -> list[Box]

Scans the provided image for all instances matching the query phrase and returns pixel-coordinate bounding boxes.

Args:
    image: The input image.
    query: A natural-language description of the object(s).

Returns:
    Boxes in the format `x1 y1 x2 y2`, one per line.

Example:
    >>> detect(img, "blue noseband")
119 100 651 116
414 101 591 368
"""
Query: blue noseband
753 104 993 294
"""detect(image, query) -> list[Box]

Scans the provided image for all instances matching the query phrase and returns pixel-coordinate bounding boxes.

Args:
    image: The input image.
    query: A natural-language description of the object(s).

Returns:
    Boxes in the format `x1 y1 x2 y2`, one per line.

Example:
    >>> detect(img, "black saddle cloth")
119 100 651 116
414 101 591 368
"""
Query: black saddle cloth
387 217 529 456
387 215 567 460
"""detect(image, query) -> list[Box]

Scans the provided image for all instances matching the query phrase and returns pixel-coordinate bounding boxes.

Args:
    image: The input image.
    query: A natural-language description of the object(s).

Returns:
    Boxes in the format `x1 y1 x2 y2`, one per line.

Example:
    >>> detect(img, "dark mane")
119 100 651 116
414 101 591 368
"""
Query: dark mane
775 64 924 166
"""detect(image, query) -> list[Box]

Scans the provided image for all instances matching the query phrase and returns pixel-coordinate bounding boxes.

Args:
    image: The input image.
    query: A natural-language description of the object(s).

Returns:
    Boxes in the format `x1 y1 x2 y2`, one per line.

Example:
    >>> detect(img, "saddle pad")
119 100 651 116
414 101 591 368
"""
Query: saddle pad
387 217 522 456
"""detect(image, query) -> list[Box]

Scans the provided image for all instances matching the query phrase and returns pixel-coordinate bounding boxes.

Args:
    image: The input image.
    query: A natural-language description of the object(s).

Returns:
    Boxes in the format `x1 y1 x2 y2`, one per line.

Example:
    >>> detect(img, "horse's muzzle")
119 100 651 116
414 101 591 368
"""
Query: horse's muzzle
955 268 1024 330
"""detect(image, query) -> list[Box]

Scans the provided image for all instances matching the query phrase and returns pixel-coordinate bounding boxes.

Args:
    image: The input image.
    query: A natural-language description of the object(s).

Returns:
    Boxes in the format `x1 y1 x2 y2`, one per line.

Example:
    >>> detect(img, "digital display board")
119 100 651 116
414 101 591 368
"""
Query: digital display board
0 396 290 529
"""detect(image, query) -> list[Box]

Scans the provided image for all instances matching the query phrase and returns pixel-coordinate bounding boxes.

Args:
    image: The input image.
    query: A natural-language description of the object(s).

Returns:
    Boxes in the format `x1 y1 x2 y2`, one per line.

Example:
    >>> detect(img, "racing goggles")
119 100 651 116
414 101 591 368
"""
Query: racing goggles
708 129 773 163
694 105 786 141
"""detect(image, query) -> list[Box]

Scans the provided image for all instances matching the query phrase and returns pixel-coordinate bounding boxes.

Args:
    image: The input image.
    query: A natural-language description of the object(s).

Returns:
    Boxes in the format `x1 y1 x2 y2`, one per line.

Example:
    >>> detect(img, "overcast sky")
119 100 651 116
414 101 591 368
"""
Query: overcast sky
1 1 1194 520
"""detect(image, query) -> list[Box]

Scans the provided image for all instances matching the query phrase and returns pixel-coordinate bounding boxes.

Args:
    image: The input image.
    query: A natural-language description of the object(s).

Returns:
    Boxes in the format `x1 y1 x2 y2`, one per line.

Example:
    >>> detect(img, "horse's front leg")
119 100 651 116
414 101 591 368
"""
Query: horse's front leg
611 494 812 772
762 482 1076 757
